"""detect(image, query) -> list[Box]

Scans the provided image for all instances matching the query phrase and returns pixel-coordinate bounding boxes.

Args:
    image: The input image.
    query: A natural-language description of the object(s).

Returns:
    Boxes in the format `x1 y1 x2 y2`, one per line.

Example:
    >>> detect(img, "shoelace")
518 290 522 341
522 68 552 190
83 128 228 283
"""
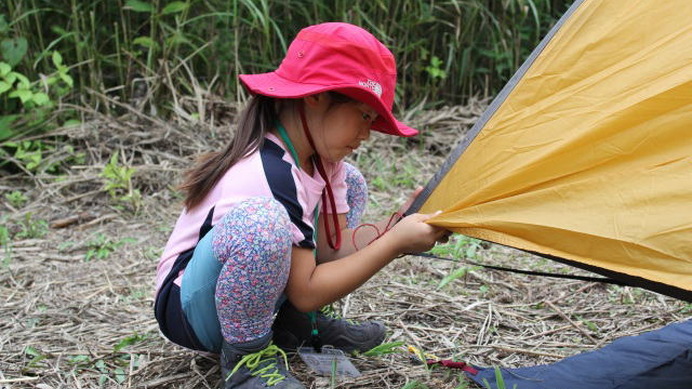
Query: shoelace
319 304 357 324
227 344 290 386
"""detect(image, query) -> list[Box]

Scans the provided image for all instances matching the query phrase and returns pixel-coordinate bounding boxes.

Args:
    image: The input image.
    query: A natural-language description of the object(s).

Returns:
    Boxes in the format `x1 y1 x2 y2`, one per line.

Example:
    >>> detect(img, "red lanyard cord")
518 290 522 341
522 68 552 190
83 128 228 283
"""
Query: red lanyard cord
298 105 342 250
351 212 402 251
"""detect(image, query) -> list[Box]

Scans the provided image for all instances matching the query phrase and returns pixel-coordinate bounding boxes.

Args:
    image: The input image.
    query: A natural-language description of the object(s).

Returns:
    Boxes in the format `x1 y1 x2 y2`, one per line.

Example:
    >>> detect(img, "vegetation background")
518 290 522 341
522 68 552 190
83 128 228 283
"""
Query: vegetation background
1 0 570 141
2 1 687 388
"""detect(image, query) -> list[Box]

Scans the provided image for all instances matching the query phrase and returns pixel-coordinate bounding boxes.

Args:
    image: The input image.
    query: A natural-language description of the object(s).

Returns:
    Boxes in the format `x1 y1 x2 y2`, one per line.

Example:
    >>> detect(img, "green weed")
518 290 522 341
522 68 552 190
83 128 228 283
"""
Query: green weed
430 235 484 289
101 152 141 210
15 213 49 239
84 233 136 261
401 381 430 389
1 0 569 123
4 189 27 207
0 218 10 266
362 340 405 357
66 333 147 384
438 266 477 290
430 234 483 260
482 366 517 389
23 346 49 369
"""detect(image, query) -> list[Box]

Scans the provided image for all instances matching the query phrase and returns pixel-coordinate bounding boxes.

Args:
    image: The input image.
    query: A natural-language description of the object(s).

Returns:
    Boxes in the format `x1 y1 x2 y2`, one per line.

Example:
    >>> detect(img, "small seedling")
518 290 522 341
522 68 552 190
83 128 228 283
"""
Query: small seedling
482 366 517 389
24 346 48 368
84 233 136 261
361 341 405 357
15 213 49 239
101 152 141 209
0 221 10 266
4 190 28 207
438 266 478 290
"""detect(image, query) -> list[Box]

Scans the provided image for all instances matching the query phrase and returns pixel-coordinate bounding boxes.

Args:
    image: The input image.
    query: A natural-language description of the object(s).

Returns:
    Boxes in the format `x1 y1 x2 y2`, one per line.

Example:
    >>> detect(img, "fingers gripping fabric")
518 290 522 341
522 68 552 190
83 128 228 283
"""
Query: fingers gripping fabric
213 197 292 344
344 162 368 229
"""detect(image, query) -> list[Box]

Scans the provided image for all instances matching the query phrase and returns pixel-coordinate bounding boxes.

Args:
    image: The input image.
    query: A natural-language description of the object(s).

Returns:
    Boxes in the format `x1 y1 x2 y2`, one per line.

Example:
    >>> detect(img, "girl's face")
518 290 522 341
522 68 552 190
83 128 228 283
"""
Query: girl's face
309 95 377 163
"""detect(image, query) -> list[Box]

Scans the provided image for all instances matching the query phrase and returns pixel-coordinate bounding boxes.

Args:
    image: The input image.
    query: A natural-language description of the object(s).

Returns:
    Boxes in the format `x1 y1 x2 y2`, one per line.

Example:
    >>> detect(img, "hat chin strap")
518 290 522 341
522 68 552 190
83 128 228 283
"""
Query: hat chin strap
298 105 342 251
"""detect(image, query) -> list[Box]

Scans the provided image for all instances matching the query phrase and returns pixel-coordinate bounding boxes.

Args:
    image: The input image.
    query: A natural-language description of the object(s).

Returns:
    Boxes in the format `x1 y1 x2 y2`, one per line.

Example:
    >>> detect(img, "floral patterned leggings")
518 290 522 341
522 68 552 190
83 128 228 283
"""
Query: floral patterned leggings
210 163 368 345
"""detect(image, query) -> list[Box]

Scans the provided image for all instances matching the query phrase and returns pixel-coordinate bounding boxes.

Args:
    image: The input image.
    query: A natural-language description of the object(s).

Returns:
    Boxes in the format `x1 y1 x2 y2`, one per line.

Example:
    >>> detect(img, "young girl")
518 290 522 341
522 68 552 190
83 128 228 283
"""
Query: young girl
154 22 447 388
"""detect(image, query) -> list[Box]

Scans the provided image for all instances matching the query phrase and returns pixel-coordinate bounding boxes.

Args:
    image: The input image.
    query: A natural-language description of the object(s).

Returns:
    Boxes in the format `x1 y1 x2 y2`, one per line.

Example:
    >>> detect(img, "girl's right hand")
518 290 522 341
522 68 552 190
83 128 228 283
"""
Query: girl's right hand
386 212 448 254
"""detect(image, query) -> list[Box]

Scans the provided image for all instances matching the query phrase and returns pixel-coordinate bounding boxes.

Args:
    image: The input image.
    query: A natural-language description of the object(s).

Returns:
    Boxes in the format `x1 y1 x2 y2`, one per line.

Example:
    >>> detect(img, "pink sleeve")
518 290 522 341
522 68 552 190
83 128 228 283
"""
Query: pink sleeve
330 162 350 214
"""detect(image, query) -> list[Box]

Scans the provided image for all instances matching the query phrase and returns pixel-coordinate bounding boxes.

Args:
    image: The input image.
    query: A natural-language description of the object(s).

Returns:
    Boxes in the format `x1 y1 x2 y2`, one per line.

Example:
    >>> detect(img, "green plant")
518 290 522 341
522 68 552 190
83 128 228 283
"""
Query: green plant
430 235 484 289
431 234 483 260
2 0 569 121
24 346 49 368
0 52 73 140
482 366 517 389
454 377 473 389
401 381 431 389
361 340 405 357
15 213 48 239
101 152 141 209
0 220 11 266
437 266 478 290
680 303 692 314
4 189 27 207
1 139 46 172
67 333 146 387
84 233 136 261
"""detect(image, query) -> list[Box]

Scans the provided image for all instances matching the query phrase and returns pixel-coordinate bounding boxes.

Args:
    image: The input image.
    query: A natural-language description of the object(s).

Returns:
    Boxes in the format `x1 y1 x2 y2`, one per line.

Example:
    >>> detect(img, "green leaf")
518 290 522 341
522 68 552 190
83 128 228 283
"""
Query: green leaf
9 89 32 104
0 15 8 34
165 33 191 47
52 51 63 67
0 62 10 77
13 72 30 89
0 115 18 141
1 37 28 66
114 333 146 351
59 72 74 87
4 72 16 84
361 341 405 357
162 1 189 15
0 81 10 94
437 266 471 289
132 36 158 49
31 92 51 106
67 354 91 364
114 368 126 383
124 0 155 13
63 119 81 127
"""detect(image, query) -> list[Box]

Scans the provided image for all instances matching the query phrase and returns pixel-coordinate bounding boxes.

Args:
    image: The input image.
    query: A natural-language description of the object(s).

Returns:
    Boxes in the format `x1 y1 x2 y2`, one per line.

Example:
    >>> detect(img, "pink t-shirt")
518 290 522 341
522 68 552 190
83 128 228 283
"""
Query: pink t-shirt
155 133 349 294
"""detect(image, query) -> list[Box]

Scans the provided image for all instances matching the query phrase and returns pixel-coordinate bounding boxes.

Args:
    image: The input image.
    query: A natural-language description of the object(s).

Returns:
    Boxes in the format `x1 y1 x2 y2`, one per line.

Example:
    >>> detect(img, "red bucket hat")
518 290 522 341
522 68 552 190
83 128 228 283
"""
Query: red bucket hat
239 22 418 137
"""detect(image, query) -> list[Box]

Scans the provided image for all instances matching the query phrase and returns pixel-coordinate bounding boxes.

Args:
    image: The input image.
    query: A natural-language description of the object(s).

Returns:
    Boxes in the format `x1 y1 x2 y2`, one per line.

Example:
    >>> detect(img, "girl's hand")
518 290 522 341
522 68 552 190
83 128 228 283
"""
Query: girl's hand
386 211 448 254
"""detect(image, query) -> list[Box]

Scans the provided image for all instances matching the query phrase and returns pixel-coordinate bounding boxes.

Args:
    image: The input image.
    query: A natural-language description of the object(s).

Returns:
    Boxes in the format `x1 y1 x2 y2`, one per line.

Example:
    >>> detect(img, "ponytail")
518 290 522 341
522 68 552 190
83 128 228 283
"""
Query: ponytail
180 95 277 209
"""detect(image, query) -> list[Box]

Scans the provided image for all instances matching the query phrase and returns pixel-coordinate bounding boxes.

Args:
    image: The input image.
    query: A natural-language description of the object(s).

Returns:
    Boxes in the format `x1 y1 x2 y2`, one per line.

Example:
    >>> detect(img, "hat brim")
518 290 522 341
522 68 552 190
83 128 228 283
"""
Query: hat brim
239 72 418 137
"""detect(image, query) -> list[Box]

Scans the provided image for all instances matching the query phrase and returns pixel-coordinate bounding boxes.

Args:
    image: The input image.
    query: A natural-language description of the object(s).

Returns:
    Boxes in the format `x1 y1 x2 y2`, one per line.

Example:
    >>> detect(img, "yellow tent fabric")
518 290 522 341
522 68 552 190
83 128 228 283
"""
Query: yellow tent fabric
417 0 692 297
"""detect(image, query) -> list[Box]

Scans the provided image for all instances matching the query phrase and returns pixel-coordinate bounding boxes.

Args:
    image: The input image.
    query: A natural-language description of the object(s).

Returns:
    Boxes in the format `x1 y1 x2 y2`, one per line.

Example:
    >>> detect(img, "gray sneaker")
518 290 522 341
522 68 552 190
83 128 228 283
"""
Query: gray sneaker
272 301 386 353
221 332 305 388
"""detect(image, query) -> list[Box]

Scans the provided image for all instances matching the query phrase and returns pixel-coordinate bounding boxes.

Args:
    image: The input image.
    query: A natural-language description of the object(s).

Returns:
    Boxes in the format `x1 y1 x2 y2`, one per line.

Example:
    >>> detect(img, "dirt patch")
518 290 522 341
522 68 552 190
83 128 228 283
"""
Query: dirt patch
1 99 687 388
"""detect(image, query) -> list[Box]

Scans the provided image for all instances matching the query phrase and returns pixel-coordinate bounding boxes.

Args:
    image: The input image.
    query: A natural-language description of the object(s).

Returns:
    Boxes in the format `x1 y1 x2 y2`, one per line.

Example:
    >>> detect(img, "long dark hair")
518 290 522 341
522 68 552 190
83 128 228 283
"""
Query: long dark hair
180 92 354 210
180 95 277 209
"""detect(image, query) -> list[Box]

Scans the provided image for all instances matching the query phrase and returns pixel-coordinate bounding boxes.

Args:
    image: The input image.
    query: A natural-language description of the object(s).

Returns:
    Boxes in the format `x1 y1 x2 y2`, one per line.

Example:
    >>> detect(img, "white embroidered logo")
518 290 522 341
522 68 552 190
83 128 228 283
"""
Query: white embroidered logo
358 79 382 97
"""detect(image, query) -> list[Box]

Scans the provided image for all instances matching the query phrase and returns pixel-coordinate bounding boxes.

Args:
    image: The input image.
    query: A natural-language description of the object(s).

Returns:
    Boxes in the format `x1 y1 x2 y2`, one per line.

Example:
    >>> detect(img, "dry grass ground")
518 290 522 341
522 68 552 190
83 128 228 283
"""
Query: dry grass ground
1 98 688 388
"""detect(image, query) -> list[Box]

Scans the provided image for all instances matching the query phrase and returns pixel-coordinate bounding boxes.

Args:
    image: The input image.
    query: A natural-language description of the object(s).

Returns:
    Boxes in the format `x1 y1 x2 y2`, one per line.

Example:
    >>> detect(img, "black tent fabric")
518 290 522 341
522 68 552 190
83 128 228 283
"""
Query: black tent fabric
467 319 692 389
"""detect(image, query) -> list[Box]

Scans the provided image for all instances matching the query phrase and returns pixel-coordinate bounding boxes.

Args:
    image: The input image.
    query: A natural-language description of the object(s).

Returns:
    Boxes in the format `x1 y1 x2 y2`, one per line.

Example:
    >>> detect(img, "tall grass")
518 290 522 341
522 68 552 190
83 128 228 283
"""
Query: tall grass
0 0 570 136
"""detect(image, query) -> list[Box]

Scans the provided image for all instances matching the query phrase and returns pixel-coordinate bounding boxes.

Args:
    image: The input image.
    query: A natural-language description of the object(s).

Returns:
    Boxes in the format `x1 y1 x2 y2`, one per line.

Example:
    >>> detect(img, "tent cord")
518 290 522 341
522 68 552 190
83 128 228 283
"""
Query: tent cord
409 252 625 285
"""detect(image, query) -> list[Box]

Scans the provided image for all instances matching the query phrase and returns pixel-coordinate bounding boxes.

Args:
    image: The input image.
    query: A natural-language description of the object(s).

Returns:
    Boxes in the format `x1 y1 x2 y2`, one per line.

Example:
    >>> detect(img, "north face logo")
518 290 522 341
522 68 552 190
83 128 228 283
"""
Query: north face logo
358 79 382 97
